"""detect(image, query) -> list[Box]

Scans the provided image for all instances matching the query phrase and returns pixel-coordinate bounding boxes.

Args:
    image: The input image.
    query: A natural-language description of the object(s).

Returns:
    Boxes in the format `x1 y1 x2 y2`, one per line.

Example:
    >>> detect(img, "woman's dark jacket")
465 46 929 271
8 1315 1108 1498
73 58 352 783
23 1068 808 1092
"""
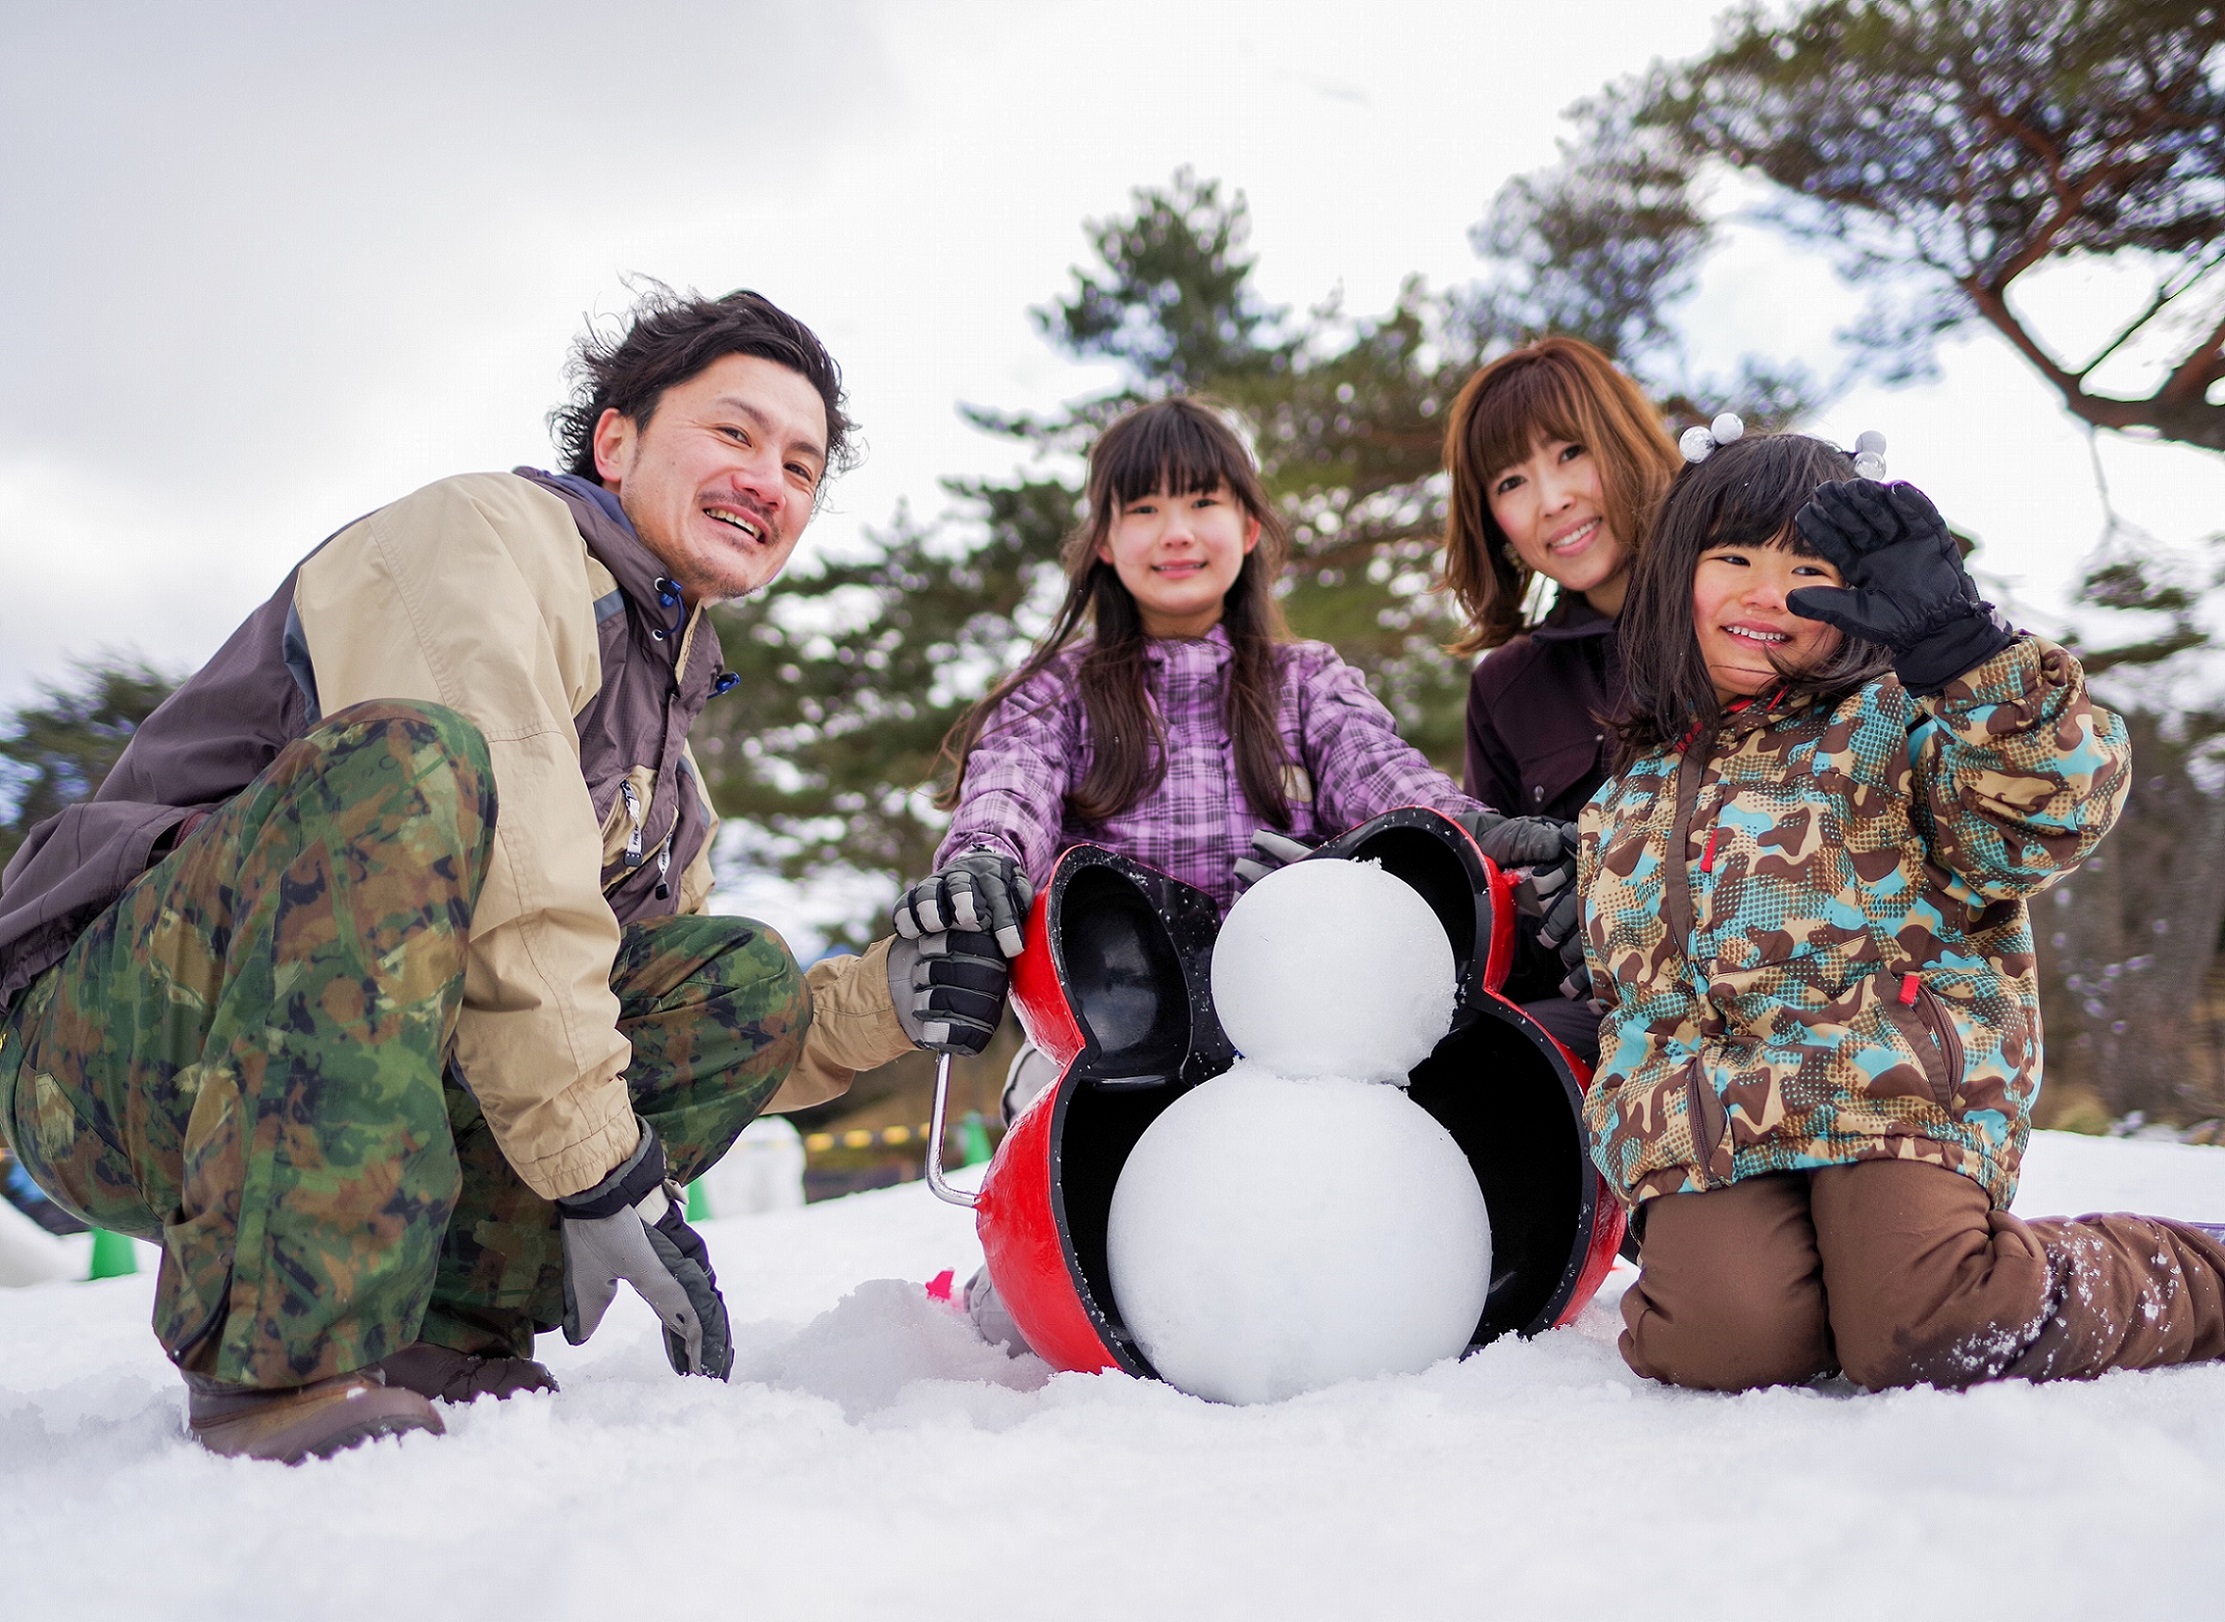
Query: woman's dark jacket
1463 593 1621 1005
1463 593 1619 821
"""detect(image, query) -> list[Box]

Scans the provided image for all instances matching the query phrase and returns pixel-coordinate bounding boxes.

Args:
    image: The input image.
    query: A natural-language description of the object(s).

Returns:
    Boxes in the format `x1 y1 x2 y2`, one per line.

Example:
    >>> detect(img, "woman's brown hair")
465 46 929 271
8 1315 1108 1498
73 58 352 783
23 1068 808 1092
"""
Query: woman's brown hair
935 396 1297 826
1612 432 1893 766
1439 336 1681 656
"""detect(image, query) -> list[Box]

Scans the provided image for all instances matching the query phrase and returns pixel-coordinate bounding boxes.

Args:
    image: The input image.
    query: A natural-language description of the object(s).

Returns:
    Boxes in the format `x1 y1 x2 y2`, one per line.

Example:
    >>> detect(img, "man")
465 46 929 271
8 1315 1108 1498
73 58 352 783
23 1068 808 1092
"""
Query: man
0 288 1009 1462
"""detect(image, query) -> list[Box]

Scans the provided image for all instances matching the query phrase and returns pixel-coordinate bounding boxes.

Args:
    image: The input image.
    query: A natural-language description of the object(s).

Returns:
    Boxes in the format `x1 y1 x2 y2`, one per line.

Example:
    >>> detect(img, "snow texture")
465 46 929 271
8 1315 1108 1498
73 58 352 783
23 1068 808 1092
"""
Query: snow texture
3 1132 2225 1621
1105 1060 1491 1404
1211 858 1456 1081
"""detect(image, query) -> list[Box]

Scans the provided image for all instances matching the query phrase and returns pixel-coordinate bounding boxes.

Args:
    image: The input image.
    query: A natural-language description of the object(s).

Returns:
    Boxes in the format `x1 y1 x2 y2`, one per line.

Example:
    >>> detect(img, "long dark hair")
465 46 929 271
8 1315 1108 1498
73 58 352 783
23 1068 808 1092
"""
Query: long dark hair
1440 337 1682 655
936 397 1295 826
1614 433 1893 764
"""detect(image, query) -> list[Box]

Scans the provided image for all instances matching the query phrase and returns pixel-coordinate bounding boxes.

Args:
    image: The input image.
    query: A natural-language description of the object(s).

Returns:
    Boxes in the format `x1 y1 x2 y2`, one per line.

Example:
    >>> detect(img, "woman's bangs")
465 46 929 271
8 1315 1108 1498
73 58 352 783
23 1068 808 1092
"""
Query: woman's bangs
1466 359 1588 481
1099 407 1245 509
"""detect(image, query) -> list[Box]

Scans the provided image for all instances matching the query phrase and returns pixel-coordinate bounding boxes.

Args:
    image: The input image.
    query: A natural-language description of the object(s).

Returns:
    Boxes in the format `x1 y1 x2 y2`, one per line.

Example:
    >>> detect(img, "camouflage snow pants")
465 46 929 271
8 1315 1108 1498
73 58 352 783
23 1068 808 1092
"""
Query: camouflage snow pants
0 702 808 1388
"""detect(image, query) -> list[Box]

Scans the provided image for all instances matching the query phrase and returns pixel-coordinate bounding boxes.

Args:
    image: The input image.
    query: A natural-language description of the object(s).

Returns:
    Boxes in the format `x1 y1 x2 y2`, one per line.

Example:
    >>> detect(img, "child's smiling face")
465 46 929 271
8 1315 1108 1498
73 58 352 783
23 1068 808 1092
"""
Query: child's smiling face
1098 481 1261 639
1692 532 1846 702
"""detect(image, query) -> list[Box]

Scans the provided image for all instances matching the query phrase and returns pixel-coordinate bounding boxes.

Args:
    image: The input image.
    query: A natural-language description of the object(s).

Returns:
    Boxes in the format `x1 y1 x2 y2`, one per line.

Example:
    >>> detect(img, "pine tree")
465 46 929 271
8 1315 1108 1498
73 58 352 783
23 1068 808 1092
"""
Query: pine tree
693 168 1804 946
0 659 177 874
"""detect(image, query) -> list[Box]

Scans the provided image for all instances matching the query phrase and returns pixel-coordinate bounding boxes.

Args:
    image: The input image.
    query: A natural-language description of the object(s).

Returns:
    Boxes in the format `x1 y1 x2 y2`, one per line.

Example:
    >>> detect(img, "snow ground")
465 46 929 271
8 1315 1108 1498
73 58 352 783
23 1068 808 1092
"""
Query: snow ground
3 1133 2223 1622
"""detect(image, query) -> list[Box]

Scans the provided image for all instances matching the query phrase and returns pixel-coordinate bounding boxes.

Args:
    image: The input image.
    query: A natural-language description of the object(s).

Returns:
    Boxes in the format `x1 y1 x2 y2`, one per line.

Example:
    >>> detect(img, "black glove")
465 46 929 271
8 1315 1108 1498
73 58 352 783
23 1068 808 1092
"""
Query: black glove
558 1121 733 1379
1233 828 1321 891
1788 479 2016 695
1457 810 1574 872
893 849 1034 959
888 928 1009 1056
1512 821 1591 1002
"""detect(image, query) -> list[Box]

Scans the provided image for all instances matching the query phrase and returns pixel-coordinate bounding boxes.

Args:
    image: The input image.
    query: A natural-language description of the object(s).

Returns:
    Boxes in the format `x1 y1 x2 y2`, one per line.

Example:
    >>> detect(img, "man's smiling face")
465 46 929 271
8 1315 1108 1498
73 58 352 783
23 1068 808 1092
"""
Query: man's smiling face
592 351 829 605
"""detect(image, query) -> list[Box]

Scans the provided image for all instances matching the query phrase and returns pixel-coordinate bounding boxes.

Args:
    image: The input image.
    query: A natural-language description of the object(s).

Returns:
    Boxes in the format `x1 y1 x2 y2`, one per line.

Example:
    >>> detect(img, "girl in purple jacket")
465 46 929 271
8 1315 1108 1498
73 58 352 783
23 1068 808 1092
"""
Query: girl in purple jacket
896 397 1493 950
888 399 1569 1089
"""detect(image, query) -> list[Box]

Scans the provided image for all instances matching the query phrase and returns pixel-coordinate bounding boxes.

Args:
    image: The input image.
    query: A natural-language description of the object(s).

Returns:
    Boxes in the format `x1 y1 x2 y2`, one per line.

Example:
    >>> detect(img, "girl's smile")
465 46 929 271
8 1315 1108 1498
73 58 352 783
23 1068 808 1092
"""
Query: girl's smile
1693 538 1845 702
1098 482 1261 639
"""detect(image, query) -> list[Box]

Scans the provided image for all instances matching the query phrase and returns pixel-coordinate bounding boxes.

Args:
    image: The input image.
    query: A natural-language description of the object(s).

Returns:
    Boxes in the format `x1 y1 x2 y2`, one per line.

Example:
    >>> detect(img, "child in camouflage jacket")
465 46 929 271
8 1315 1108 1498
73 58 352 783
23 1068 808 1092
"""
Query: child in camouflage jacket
1573 432 2225 1393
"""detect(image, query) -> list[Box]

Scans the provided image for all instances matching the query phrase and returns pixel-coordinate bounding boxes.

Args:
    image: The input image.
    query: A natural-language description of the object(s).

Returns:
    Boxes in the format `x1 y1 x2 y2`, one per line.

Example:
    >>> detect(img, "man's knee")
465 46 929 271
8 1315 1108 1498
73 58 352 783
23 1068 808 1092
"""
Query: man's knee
622 914 809 1024
310 700 491 787
292 701 497 870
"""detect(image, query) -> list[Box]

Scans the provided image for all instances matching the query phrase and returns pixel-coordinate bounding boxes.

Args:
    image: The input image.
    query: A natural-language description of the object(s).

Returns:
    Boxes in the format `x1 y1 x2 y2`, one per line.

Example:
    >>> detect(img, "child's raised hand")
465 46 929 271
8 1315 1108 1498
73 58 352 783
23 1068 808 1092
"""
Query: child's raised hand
1788 478 2016 695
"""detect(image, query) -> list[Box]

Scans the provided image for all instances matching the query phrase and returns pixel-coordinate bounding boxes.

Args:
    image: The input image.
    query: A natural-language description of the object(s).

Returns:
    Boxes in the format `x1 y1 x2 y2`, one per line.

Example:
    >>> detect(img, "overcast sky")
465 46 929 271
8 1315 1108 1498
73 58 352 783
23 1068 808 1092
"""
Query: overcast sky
4 0 2222 716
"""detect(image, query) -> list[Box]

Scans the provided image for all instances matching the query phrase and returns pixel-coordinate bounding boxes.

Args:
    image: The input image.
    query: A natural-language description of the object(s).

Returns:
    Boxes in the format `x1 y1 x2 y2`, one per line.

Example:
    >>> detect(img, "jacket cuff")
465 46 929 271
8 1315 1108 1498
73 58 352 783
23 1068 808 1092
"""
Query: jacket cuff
1921 635 2078 741
1896 607 2018 696
512 1069 641 1200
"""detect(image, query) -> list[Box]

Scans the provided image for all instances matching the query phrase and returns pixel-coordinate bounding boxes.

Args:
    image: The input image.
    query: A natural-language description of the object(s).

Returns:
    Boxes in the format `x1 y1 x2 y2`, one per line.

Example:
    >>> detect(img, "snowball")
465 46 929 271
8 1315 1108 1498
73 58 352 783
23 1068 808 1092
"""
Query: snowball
1106 1062 1491 1405
1212 859 1456 1081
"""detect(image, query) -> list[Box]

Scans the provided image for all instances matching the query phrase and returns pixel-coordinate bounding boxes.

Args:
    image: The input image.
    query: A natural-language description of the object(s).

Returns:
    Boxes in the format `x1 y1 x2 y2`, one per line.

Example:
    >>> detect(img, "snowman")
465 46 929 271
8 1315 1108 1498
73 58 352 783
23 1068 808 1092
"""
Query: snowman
1103 857 1493 1404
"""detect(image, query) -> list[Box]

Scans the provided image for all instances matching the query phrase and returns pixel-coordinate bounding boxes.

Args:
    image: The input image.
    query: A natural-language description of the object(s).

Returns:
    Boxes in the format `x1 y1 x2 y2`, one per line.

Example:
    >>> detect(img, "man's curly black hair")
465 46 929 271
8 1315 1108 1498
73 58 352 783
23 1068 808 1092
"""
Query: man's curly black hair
549 282 857 490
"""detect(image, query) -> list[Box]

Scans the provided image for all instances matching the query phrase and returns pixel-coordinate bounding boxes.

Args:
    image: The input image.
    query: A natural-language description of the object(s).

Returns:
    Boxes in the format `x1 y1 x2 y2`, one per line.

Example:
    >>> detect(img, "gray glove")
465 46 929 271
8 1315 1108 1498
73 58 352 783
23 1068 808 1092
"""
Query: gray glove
1232 828 1321 891
888 928 1010 1056
558 1121 733 1379
1459 810 1575 871
1507 820 1591 1002
893 849 1034 958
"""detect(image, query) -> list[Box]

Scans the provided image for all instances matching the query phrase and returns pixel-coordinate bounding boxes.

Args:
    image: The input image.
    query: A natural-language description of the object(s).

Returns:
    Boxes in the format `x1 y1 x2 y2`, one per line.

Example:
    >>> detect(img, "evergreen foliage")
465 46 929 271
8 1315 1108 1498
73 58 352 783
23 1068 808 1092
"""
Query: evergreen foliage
0 660 177 874
1551 0 2225 448
694 170 1800 945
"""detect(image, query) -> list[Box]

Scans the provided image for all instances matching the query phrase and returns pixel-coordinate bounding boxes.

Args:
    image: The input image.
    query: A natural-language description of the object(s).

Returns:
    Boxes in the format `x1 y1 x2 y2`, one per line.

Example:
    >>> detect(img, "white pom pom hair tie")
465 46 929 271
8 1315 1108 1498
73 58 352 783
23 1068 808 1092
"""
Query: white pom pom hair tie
1679 412 1746 464
1851 429 1888 480
1678 415 1890 480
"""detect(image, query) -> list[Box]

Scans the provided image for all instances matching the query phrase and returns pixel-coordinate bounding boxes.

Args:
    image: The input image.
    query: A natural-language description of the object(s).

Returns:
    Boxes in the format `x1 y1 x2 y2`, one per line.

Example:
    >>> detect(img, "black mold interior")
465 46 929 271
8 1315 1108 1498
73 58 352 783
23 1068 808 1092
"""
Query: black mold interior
1049 833 1588 1363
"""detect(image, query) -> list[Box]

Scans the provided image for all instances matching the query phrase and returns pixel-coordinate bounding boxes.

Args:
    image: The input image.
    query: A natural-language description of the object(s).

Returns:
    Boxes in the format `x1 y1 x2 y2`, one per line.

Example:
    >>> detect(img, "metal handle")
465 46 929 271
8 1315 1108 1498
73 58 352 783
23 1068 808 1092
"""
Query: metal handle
924 1052 979 1208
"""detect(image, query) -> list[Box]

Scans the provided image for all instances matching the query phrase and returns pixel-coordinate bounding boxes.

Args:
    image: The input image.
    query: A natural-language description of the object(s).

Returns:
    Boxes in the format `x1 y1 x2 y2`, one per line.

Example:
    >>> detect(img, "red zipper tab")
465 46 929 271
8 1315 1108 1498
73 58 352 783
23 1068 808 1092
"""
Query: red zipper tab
1898 971 1922 1007
1699 828 1724 874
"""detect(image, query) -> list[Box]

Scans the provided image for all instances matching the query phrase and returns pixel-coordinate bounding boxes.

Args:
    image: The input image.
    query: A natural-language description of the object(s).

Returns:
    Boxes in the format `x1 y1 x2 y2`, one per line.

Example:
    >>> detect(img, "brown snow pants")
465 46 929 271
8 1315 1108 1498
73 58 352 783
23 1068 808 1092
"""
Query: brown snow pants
1620 1159 2225 1392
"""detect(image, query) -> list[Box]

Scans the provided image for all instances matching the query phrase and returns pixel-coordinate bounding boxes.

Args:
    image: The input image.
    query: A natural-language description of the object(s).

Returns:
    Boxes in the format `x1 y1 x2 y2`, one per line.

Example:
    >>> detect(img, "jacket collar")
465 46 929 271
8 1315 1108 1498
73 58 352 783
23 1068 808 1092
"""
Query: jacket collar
1529 592 1616 644
517 469 689 627
1142 623 1234 667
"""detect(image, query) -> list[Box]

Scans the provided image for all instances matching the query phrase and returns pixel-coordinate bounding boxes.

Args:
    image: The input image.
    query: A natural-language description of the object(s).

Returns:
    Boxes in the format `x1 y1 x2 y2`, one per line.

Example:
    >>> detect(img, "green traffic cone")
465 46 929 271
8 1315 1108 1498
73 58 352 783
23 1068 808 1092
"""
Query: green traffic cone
87 1228 137 1280
957 1111 994 1168
686 1180 710 1221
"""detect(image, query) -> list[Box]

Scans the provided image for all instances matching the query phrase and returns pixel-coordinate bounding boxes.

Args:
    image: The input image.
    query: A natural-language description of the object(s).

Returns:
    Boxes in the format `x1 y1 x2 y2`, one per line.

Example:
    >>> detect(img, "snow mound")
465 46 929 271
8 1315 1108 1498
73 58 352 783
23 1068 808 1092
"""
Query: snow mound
1211 858 1455 1081
1106 1061 1490 1404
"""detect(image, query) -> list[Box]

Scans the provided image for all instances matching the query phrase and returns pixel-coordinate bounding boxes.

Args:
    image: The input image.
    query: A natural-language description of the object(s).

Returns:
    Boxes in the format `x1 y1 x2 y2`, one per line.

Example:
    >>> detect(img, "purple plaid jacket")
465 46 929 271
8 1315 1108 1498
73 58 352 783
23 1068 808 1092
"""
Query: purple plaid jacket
936 628 1483 913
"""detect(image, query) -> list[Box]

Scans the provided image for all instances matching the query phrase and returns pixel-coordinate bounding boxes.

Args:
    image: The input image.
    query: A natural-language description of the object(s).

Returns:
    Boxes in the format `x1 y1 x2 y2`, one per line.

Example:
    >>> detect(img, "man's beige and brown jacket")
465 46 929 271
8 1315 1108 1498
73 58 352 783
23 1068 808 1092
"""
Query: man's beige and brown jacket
0 471 907 1198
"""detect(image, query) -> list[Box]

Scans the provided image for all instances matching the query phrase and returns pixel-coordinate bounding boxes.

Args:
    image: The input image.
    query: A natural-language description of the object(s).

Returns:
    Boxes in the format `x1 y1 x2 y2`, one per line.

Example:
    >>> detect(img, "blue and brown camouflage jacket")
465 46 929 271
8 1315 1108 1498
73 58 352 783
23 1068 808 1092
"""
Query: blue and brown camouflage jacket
1577 637 2129 1211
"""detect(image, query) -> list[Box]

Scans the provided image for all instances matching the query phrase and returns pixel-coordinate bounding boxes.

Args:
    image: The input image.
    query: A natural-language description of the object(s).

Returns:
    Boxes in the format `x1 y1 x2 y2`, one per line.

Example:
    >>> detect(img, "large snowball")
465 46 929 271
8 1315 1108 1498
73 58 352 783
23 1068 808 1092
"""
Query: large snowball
1213 859 1456 1081
1106 1062 1492 1405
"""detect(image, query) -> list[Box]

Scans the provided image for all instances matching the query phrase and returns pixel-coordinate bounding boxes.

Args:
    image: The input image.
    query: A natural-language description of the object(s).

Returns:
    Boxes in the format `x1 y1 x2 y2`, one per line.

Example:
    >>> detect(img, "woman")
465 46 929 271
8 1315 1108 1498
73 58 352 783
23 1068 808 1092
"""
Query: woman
1439 338 1683 1057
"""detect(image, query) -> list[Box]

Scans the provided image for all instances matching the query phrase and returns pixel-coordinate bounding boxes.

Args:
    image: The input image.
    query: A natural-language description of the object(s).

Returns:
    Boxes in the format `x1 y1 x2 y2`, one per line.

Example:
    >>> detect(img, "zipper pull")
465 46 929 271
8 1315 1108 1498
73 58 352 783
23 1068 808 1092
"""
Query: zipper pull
620 780 644 867
655 845 671 901
1898 971 1922 1007
1699 827 1724 873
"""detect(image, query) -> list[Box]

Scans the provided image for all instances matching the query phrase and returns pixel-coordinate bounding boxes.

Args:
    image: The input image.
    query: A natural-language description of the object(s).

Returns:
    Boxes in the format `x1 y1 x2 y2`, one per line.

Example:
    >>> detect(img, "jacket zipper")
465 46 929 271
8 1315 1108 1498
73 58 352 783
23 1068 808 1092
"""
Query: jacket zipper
620 780 645 868
1898 971 1963 1111
1683 1060 1727 1188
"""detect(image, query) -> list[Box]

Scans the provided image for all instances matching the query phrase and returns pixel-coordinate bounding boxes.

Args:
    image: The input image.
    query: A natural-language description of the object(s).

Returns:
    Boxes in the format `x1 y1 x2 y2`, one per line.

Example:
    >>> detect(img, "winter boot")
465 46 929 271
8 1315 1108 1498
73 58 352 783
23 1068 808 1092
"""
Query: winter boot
964 1266 1028 1356
372 1342 560 1403
186 1371 443 1463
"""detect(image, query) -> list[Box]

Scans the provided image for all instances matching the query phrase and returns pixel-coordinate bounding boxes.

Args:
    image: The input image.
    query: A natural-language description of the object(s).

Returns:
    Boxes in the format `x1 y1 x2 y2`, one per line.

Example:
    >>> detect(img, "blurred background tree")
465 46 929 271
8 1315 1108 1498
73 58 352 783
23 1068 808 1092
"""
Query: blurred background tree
0 659 176 872
692 167 1804 948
